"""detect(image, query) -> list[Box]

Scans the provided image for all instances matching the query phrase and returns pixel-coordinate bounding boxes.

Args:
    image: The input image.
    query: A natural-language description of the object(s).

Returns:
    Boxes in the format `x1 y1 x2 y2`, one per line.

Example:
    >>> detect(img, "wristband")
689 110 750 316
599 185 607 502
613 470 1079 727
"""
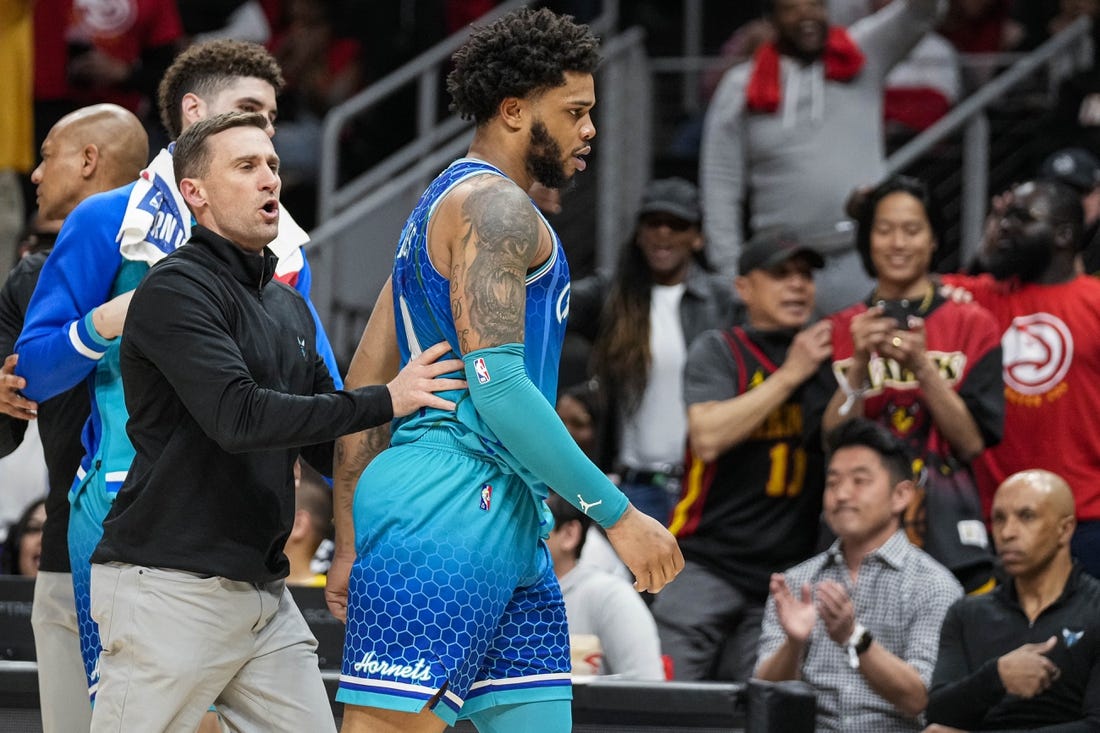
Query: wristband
837 376 870 416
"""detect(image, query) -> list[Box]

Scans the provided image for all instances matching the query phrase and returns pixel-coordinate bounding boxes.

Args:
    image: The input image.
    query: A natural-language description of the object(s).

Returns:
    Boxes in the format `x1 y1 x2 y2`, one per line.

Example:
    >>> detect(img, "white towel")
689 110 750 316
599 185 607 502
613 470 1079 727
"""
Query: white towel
116 148 190 264
116 146 307 278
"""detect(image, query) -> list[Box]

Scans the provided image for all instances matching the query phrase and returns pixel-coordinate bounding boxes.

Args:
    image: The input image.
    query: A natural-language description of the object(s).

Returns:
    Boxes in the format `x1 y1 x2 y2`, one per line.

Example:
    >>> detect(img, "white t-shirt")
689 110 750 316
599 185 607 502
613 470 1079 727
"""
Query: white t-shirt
0 420 48 542
618 283 687 471
579 525 632 583
559 561 665 680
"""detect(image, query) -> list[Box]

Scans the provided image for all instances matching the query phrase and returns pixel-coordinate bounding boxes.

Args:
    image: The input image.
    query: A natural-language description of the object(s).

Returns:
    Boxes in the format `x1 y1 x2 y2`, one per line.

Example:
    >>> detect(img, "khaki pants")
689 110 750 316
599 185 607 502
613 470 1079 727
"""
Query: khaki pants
32 571 92 732
89 563 336 733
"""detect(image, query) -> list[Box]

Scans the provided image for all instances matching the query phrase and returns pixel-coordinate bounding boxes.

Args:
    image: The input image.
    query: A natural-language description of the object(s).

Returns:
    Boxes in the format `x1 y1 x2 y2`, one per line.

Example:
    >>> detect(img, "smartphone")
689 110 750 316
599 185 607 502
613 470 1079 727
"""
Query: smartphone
878 301 911 330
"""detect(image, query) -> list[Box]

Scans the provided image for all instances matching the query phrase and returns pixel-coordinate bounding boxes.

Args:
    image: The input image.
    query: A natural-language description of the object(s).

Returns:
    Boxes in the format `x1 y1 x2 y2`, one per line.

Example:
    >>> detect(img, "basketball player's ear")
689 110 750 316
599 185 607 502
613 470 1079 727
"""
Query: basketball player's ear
180 92 205 133
290 509 311 540
499 96 525 132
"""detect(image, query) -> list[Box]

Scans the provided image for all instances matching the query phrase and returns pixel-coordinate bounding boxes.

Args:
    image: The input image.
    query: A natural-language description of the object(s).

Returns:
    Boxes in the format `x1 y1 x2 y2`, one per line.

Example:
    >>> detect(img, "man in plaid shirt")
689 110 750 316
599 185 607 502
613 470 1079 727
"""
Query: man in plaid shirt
755 418 962 731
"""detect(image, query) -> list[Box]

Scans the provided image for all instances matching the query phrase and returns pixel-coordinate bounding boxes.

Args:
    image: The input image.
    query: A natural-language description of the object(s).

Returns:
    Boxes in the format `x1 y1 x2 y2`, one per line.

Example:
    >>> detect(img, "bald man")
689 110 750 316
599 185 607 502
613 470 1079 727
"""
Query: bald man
924 470 1100 732
0 103 147 733
0 103 148 420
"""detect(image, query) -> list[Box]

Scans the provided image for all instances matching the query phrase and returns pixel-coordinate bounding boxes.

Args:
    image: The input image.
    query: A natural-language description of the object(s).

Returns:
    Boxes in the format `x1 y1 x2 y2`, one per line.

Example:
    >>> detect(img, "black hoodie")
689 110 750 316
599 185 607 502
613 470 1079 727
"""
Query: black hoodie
93 225 392 582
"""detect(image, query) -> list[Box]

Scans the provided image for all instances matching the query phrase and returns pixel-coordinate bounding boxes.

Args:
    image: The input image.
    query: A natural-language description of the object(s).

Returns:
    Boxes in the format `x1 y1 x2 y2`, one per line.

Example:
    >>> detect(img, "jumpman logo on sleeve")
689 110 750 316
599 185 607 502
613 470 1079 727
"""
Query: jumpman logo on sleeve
577 495 603 515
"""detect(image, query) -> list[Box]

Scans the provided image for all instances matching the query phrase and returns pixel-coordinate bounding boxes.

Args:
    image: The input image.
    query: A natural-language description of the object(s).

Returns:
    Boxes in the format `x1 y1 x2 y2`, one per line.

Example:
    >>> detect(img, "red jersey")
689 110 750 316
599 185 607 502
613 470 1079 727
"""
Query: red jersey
68 0 183 111
829 295 1003 465
943 273 1100 521
829 294 1003 585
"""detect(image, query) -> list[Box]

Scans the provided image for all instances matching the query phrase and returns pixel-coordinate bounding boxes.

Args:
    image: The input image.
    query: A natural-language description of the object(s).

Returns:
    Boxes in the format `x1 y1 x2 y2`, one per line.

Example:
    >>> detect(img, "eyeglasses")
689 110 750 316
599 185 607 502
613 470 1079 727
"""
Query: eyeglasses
639 214 695 232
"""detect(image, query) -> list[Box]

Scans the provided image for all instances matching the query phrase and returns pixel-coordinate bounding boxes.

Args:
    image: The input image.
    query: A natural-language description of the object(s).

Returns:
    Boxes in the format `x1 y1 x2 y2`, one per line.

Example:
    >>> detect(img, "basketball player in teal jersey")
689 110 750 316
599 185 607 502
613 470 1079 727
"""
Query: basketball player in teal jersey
326 8 684 733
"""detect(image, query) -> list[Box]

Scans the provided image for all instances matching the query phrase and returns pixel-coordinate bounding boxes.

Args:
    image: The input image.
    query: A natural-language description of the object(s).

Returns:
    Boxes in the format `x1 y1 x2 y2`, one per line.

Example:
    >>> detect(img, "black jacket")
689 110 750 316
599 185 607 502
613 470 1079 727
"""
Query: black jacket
93 226 393 583
0 247 87 572
926 564 1100 732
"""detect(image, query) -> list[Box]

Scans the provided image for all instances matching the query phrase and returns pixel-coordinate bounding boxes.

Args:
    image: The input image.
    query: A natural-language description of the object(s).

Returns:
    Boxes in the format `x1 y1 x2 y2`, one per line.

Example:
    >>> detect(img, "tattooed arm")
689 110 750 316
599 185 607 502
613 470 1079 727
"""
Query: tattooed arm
446 175 684 592
450 176 547 351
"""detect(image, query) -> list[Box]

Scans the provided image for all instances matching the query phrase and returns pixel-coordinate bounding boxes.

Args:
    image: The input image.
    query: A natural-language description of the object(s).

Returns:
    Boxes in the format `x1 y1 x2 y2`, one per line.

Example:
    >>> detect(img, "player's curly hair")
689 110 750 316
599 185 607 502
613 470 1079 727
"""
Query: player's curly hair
447 7 601 125
157 40 284 140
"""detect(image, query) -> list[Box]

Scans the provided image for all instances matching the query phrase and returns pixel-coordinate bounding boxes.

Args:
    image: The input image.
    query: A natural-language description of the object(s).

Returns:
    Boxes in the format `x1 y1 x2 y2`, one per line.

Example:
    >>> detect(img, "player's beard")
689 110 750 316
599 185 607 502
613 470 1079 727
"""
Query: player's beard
526 120 571 190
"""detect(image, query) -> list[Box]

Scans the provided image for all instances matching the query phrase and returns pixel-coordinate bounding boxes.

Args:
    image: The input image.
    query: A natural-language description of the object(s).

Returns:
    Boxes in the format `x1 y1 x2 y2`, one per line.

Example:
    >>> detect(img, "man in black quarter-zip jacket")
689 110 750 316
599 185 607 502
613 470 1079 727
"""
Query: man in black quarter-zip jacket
87 111 466 733
925 469 1100 733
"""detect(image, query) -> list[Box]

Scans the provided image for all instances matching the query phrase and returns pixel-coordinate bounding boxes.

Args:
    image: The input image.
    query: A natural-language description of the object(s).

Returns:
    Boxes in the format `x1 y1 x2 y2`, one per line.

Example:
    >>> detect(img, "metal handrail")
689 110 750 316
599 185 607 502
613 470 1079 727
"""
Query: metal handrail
317 0 620 223
308 22 648 255
883 15 1092 264
648 52 1023 75
887 17 1091 173
306 2 636 364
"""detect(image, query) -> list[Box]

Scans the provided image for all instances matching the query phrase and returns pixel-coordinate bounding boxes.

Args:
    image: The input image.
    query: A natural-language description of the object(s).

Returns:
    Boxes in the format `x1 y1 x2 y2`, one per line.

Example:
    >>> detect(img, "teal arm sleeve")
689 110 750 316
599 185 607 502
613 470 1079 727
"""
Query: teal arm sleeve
464 343 629 528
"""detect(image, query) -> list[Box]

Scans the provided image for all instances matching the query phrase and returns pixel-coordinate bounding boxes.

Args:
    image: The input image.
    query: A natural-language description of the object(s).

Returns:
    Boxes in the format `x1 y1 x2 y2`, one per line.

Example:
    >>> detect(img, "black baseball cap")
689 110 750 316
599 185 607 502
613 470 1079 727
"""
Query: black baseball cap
738 226 825 274
1038 147 1100 193
637 177 701 224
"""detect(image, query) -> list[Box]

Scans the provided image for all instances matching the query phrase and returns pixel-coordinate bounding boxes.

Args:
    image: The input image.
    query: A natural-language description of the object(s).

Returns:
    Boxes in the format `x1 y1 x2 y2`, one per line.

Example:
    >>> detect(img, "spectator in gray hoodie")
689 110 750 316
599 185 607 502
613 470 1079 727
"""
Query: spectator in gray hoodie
700 0 943 314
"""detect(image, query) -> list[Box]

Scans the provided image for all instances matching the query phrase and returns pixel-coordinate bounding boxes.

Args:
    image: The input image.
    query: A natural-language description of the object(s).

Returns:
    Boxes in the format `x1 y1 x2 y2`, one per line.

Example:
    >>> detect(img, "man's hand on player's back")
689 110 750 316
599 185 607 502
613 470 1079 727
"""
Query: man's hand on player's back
384 341 466 417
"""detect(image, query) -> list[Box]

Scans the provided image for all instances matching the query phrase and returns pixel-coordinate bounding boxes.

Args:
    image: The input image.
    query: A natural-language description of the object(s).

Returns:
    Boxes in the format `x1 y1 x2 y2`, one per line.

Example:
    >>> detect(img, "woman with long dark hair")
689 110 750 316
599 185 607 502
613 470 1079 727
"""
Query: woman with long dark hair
572 178 740 523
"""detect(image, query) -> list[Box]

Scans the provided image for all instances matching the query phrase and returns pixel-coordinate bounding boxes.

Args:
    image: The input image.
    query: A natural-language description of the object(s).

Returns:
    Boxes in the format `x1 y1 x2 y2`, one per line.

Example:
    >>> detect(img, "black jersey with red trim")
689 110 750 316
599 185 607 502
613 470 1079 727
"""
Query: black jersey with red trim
671 326 833 601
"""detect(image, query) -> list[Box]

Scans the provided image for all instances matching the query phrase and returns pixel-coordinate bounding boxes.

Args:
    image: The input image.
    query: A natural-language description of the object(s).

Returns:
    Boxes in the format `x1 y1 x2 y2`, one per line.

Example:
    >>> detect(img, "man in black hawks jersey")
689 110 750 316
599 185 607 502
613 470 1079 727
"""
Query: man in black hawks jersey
651 227 835 681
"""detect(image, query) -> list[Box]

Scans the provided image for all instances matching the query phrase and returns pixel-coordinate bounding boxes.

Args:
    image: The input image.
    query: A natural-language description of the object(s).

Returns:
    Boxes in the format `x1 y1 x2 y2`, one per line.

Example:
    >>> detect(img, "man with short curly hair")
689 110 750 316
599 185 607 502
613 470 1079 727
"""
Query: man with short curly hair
327 8 684 733
156 39 284 141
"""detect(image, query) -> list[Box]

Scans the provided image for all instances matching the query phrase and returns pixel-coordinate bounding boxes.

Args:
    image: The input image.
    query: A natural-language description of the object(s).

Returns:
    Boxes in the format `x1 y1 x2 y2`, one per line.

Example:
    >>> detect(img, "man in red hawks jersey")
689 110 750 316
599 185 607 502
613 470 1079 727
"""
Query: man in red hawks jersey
943 179 1100 577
